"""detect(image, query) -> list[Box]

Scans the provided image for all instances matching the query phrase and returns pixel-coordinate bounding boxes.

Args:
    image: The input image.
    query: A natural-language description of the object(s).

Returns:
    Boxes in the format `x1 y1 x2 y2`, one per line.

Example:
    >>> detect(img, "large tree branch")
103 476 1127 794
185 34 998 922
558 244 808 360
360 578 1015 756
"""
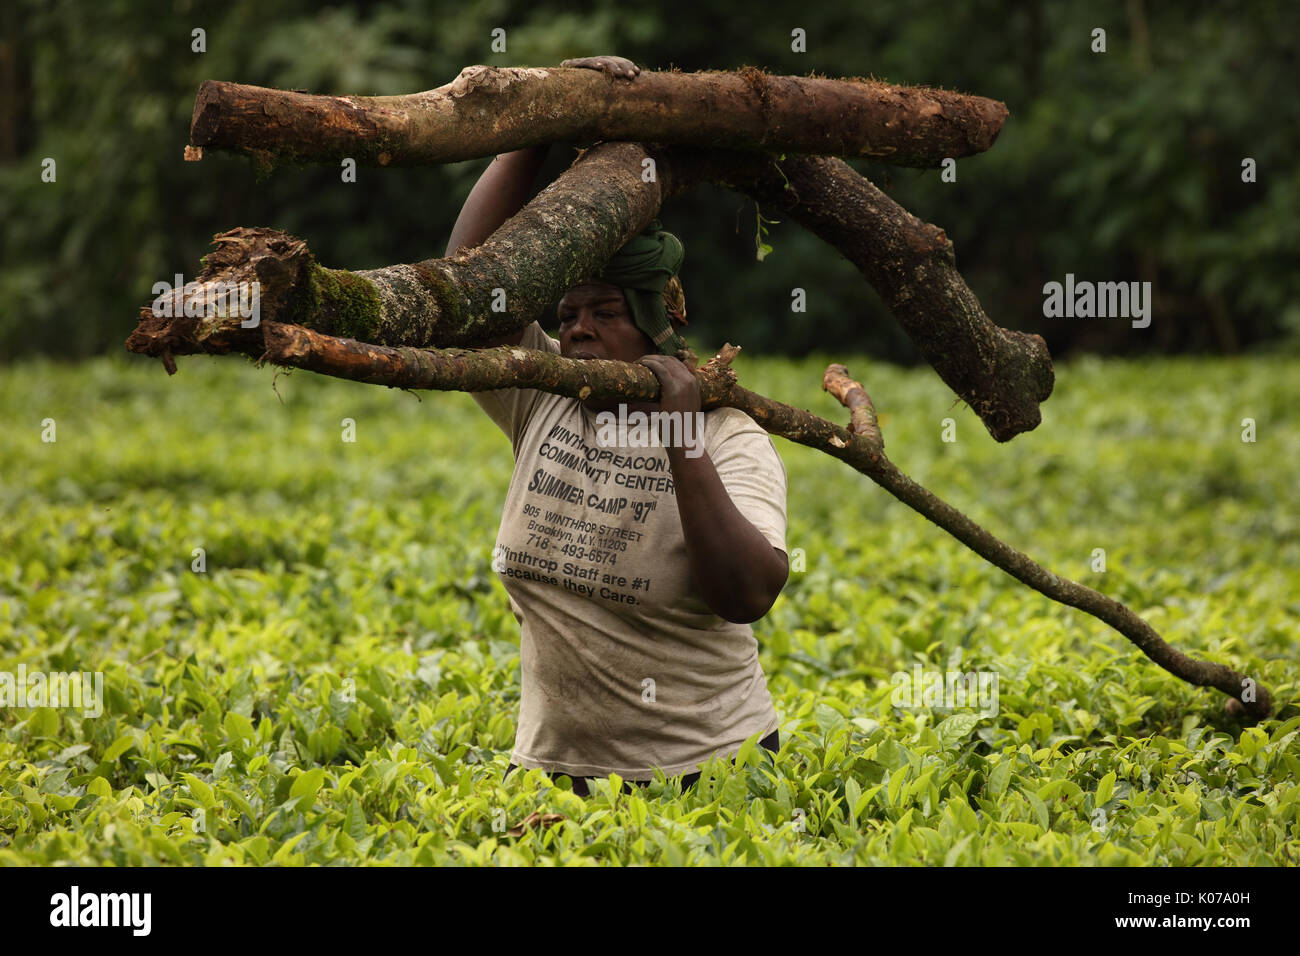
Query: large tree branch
127 142 670 370
188 67 1008 172
671 147 1054 441
129 141 1052 440
244 321 1269 724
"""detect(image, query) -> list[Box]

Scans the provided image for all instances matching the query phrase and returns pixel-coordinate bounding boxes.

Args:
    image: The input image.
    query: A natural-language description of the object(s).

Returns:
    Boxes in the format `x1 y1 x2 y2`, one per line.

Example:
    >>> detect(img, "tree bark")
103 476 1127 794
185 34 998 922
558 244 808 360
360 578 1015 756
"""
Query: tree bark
672 148 1054 441
236 321 1271 724
127 142 668 371
188 67 1008 171
129 141 1052 441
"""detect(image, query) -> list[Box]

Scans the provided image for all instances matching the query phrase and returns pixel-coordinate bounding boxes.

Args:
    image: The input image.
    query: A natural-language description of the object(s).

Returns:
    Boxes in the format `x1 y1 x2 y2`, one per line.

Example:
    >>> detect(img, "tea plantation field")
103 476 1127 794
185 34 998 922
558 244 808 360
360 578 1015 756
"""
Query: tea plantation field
1 351 1297 865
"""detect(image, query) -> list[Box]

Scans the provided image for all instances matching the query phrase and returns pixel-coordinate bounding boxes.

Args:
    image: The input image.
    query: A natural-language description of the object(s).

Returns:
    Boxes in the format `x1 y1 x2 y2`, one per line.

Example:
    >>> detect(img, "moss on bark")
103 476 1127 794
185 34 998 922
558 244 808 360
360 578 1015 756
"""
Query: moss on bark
288 265 384 340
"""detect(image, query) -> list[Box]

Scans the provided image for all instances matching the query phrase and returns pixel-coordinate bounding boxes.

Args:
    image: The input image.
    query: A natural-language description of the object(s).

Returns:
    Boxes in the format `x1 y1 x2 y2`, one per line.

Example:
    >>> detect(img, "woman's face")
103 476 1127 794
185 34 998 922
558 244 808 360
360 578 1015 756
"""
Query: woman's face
557 282 655 363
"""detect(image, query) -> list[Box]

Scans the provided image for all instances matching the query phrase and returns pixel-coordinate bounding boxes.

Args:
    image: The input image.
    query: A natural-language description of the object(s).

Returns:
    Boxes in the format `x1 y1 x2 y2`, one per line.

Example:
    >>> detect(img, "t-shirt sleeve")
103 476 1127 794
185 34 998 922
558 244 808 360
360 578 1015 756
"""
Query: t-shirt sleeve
707 409 788 554
470 322 560 449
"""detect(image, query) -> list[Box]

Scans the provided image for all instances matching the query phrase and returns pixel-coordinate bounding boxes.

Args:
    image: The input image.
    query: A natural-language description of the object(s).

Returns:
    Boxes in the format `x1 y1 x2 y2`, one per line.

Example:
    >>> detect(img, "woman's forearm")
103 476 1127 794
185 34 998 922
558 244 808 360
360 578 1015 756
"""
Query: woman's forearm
635 355 788 623
667 446 789 623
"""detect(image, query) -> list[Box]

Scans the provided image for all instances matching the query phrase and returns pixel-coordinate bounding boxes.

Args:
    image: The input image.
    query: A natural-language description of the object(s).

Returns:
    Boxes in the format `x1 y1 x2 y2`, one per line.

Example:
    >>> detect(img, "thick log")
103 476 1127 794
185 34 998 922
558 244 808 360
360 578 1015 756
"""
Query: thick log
189 66 1008 171
672 148 1054 441
127 142 668 367
252 321 1272 724
129 140 1052 440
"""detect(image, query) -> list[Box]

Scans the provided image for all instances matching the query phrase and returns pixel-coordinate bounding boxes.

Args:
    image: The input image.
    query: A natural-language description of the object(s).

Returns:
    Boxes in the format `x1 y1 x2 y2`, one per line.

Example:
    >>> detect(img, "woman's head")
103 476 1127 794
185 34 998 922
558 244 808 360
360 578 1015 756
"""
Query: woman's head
558 220 688 363
558 276 688 363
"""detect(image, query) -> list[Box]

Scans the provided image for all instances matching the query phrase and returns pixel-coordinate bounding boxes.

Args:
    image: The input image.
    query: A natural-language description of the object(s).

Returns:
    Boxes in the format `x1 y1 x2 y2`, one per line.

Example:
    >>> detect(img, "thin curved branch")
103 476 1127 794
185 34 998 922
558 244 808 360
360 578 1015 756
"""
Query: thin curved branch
250 321 1271 723
820 364 1271 723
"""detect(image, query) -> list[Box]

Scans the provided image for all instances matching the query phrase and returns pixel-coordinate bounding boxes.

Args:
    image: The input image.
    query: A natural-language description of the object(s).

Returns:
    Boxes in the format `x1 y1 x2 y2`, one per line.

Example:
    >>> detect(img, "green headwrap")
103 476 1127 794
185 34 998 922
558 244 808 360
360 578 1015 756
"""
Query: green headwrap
595 219 687 354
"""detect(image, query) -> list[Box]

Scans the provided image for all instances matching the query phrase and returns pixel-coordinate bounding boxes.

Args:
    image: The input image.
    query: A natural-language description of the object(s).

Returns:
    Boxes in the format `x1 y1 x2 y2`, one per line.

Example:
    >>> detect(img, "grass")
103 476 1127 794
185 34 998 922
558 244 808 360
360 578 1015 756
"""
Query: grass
0 349 1296 865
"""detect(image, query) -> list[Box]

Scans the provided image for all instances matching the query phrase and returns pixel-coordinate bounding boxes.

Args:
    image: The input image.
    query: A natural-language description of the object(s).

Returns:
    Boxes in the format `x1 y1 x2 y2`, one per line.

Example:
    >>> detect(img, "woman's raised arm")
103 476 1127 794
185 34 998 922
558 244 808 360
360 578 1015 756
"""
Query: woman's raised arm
445 56 641 347
445 147 549 260
445 147 549 347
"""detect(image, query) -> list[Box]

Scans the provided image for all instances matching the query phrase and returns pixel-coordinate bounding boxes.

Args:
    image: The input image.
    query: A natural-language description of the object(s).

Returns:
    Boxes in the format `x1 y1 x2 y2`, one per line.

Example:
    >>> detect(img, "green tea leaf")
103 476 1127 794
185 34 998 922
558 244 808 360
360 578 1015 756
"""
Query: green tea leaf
1095 771 1116 806
289 768 325 803
102 735 135 763
989 759 1012 798
936 714 980 749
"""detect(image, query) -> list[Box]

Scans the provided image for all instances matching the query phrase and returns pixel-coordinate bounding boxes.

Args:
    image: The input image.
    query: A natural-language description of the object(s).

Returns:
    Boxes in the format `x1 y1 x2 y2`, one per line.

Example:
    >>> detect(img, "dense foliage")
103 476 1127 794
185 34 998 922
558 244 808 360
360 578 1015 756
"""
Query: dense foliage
3 0 1298 360
1 353 1295 864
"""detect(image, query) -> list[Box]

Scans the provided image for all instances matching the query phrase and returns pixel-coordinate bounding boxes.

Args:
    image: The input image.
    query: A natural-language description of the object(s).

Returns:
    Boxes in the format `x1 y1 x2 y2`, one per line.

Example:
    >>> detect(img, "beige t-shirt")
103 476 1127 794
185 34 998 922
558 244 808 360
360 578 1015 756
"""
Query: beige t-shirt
472 322 787 779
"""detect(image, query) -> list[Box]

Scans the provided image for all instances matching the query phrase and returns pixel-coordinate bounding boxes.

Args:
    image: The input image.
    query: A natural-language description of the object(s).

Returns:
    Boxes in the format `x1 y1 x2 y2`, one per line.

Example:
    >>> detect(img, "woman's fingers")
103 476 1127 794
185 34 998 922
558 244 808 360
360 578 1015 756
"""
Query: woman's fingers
561 55 640 79
636 355 701 413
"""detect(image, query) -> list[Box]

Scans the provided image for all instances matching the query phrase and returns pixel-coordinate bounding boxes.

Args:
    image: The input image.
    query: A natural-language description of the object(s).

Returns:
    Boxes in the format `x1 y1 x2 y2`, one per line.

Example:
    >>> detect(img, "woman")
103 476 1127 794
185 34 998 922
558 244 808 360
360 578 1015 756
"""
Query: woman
446 56 788 796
